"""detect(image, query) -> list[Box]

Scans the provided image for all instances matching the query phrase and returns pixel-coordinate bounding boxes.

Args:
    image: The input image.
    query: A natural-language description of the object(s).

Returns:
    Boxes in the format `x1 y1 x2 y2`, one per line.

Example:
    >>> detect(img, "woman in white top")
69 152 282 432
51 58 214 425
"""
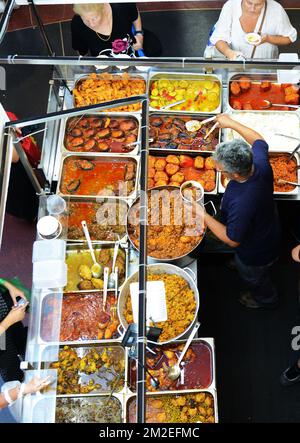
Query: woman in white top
210 0 297 60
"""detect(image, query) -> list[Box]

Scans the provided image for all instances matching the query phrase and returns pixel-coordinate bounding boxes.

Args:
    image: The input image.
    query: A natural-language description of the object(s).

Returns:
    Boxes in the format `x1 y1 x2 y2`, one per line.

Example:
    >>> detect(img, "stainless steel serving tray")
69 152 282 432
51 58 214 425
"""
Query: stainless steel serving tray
223 111 300 152
149 112 220 153
64 242 129 293
227 72 299 113
72 72 149 111
56 153 140 201
58 112 141 157
125 388 219 423
55 394 124 423
148 71 222 114
45 343 127 397
37 291 123 346
59 196 129 244
218 152 300 196
149 149 219 195
126 337 216 394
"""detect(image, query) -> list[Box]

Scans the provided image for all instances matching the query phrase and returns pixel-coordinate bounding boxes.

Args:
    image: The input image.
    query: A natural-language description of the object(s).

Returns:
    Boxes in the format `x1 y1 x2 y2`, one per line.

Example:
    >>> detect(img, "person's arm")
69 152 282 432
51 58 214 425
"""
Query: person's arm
0 278 27 306
132 12 144 50
259 34 293 46
12 147 19 163
0 304 28 336
0 376 52 410
215 41 243 60
215 114 264 146
204 213 240 248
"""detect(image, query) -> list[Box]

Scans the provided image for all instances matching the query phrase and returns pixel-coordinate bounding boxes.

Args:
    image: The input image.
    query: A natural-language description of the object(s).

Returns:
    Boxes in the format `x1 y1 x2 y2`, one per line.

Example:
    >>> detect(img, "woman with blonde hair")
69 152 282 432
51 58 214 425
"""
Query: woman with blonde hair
71 2 161 57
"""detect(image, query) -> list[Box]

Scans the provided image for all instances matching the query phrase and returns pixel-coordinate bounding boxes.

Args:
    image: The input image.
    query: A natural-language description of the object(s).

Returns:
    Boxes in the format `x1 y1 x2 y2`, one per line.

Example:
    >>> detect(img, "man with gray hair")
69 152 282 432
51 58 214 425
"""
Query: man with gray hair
203 114 280 309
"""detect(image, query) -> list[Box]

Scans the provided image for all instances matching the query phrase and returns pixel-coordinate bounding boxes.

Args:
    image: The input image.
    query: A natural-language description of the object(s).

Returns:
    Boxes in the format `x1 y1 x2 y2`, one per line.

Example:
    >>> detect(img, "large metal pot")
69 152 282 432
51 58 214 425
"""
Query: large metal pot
117 263 199 345
127 186 207 267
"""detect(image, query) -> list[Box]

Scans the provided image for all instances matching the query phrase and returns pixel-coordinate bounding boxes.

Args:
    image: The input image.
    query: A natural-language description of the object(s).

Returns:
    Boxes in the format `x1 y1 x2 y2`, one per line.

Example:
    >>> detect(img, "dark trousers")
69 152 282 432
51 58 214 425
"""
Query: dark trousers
235 254 279 306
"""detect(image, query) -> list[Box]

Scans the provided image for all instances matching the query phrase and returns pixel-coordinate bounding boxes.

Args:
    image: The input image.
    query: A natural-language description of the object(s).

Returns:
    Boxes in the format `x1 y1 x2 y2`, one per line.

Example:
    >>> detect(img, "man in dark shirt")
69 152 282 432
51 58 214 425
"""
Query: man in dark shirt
204 114 280 309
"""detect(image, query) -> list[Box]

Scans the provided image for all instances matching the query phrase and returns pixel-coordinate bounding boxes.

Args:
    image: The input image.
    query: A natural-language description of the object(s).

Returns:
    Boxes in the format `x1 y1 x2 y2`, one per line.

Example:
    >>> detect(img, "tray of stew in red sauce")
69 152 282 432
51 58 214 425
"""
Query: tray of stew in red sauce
63 114 140 154
60 199 128 242
228 73 299 111
58 156 137 198
149 114 220 152
129 340 214 392
40 292 120 343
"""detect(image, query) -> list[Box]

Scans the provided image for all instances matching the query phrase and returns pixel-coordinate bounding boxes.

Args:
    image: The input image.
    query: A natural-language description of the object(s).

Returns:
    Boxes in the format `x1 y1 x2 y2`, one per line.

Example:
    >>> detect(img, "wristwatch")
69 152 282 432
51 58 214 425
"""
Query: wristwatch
135 30 144 36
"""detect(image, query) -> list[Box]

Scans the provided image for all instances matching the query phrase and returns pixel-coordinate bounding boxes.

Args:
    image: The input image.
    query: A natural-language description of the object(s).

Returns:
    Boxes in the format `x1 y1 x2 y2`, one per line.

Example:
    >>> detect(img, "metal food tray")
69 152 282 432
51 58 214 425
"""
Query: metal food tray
36 291 123 346
54 394 124 423
56 153 140 200
223 110 300 152
126 337 216 393
149 112 220 153
59 196 129 244
227 72 299 113
58 112 141 157
64 242 129 294
72 72 149 110
45 343 127 397
148 71 222 114
218 152 300 196
124 388 219 423
149 149 219 195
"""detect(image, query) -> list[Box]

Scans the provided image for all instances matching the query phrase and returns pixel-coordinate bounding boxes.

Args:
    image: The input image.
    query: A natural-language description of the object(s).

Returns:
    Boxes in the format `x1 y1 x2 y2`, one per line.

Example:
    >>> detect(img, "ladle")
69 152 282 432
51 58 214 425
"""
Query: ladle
276 178 300 187
257 99 299 110
81 220 102 278
160 99 186 110
166 322 200 381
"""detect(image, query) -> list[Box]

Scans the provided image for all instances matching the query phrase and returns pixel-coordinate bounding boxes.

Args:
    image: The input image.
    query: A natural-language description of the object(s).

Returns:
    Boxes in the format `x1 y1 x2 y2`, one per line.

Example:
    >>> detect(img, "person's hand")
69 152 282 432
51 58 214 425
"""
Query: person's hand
254 34 269 46
23 376 52 395
227 49 245 61
4 281 27 306
133 34 144 51
5 303 28 327
215 113 236 129
291 244 300 263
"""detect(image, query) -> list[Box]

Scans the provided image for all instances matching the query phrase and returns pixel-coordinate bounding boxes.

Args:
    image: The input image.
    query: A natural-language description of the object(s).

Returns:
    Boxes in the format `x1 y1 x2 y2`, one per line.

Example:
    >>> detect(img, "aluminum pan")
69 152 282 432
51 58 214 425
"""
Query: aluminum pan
126 337 216 394
227 72 299 113
124 388 218 423
73 72 149 111
59 196 129 244
59 112 141 157
36 290 123 347
64 242 129 294
44 343 127 396
56 153 140 201
223 110 300 152
149 112 220 154
218 152 300 196
148 71 222 114
149 149 219 195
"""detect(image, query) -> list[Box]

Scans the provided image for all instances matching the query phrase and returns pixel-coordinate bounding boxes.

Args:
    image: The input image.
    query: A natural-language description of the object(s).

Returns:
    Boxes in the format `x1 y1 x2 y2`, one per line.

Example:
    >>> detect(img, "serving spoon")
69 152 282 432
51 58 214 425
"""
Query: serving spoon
276 178 300 187
258 99 299 109
81 220 102 278
108 237 120 288
166 322 200 381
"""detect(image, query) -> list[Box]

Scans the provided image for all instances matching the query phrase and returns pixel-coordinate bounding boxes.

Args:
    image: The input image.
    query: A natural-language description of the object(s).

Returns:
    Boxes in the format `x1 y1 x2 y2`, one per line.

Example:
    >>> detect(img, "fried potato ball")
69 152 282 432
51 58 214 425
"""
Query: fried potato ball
194 156 205 169
166 154 180 165
154 171 169 182
165 163 180 176
170 172 185 184
148 167 156 178
155 159 167 171
205 157 215 170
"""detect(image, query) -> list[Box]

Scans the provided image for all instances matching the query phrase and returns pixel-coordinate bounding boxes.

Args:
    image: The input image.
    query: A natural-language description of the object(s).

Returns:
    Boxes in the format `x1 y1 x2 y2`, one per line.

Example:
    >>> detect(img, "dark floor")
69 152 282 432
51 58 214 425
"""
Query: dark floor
0 9 300 423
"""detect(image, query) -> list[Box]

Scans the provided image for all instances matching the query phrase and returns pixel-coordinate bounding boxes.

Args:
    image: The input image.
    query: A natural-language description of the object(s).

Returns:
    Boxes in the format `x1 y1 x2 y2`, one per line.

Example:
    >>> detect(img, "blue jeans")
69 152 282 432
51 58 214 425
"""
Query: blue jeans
235 255 279 306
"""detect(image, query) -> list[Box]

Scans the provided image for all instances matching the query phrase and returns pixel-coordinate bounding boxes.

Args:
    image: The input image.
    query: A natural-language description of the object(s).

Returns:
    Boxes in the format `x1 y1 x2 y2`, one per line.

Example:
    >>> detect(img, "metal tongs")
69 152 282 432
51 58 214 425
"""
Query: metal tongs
274 134 300 160
288 142 300 161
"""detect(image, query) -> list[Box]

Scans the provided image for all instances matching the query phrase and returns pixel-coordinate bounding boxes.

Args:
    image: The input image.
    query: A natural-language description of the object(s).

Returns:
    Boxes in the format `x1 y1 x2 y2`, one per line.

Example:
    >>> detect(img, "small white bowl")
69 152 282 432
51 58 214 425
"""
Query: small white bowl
180 181 204 205
245 33 261 45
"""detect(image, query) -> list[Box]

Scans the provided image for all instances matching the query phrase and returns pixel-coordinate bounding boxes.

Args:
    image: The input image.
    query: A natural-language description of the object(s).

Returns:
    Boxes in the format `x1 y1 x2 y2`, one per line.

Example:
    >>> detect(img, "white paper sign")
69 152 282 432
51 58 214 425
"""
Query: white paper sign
129 281 168 325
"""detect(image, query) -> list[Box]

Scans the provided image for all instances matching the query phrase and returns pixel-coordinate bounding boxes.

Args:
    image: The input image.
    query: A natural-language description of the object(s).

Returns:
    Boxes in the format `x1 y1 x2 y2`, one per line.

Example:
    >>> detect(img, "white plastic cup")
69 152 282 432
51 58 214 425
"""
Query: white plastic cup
37 216 62 240
46 195 67 216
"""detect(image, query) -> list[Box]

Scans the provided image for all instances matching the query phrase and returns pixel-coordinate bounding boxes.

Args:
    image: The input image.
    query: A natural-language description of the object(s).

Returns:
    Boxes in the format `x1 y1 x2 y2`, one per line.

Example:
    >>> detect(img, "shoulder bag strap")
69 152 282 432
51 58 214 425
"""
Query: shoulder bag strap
250 0 268 59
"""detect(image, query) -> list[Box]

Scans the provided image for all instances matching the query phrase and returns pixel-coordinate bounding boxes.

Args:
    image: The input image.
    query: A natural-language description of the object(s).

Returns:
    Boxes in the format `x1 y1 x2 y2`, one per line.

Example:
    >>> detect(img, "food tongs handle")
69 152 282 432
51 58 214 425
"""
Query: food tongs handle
288 142 300 161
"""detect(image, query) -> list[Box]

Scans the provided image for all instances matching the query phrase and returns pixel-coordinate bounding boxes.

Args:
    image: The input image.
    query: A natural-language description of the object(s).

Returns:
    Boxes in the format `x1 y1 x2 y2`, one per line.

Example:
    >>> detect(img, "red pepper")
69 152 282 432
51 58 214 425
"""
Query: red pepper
179 155 194 168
